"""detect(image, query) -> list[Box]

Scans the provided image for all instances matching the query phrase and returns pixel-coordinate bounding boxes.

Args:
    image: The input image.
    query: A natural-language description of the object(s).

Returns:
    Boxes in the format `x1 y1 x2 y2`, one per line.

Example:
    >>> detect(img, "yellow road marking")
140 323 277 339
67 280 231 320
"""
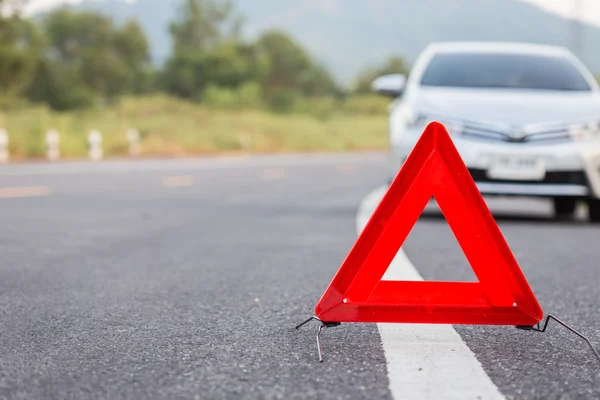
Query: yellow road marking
0 186 50 199
162 175 195 188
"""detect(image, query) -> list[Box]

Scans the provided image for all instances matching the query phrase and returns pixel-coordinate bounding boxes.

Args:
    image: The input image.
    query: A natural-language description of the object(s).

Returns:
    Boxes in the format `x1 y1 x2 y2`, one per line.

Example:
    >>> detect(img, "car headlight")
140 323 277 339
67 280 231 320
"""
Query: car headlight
569 121 600 141
407 110 464 136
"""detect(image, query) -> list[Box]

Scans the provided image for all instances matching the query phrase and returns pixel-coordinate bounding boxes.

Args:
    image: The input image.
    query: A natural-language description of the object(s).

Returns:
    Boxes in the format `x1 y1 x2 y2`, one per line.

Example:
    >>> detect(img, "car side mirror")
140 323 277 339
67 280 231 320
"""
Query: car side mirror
371 74 406 98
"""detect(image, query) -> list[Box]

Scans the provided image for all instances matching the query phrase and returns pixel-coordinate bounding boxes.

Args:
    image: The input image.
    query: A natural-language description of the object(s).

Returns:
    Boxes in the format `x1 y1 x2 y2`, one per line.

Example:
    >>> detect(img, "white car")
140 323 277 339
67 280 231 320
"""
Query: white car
373 41 600 222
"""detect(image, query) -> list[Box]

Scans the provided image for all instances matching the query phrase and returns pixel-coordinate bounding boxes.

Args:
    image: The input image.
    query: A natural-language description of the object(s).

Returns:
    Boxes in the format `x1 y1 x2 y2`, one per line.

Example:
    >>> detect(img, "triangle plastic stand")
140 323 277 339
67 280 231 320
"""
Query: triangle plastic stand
315 122 543 327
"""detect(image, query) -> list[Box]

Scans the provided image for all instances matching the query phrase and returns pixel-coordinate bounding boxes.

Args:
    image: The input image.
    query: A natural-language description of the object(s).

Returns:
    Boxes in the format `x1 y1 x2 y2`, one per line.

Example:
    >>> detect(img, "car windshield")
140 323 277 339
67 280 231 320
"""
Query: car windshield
420 52 592 91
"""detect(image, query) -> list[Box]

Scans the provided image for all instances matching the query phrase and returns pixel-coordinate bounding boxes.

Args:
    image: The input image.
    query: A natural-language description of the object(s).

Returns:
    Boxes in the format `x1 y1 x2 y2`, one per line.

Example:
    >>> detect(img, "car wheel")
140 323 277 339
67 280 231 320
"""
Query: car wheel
553 197 576 218
588 199 600 223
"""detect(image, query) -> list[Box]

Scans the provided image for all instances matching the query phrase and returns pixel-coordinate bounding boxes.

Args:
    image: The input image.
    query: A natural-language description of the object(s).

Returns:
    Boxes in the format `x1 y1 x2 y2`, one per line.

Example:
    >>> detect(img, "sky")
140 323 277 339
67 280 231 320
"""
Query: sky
22 0 600 27
24 0 134 15
523 0 600 26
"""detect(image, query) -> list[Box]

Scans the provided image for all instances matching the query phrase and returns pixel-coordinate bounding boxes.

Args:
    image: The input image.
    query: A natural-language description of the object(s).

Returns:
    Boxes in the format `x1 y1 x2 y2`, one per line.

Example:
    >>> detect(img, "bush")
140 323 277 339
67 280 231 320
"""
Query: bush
0 95 35 111
342 94 390 115
53 86 98 111
0 94 389 159
202 81 264 109
292 96 340 120
202 84 238 108
236 81 263 108
268 89 301 113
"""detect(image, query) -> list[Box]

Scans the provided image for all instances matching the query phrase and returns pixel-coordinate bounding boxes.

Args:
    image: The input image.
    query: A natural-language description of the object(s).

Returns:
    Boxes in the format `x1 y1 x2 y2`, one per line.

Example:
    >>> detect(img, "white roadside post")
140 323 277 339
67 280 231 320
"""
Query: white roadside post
126 128 141 156
88 129 103 161
0 129 9 163
46 129 60 161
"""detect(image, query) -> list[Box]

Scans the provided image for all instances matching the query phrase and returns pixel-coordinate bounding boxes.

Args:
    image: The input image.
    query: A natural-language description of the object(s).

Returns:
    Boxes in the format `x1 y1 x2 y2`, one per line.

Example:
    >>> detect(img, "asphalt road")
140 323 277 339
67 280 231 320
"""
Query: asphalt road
0 153 598 399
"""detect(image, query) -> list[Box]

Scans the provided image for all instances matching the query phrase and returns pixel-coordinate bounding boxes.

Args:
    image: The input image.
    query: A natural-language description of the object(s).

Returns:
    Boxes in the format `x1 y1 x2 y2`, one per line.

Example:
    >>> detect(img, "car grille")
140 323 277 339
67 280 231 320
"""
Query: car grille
461 121 571 143
468 168 588 185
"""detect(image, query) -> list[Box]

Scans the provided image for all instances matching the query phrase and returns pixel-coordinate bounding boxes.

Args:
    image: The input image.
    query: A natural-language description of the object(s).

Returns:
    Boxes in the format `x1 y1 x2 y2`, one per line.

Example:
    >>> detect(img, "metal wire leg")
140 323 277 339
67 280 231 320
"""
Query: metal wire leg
517 314 600 364
296 316 341 362
296 316 319 330
316 324 325 362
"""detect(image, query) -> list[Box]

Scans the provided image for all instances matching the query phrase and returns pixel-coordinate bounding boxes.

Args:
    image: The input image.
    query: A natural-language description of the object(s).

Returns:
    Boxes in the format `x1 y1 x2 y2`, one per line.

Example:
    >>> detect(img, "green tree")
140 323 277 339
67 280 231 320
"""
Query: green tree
302 64 340 97
0 0 43 104
354 55 410 94
26 10 151 109
0 16 43 101
113 20 153 94
169 0 241 55
255 30 310 97
163 0 262 100
25 58 97 110
162 41 268 100
163 2 338 110
254 30 338 109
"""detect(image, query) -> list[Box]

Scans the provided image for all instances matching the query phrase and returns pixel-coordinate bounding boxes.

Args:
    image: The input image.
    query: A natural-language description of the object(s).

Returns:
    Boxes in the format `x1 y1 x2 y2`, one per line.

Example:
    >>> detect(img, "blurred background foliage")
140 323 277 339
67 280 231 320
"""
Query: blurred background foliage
0 0 411 158
1 0 407 114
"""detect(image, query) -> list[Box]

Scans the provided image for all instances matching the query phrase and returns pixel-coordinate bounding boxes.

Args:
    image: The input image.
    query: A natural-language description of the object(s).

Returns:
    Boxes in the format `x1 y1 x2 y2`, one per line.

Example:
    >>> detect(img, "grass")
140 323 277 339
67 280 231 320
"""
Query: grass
0 94 389 160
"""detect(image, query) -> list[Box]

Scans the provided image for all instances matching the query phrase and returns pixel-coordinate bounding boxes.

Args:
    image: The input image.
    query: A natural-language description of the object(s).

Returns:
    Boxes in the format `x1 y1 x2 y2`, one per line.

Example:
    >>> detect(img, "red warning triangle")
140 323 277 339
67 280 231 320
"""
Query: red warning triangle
316 122 543 326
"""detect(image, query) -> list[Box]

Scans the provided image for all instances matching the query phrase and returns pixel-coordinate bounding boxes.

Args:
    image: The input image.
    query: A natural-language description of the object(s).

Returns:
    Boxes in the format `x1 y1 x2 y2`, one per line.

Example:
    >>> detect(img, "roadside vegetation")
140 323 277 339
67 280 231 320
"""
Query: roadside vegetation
2 94 389 159
0 0 408 159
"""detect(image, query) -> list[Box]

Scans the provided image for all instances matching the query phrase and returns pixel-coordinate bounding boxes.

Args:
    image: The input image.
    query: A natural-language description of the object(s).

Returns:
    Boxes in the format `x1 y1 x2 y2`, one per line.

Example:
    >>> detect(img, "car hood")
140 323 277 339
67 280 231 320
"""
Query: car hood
415 87 600 126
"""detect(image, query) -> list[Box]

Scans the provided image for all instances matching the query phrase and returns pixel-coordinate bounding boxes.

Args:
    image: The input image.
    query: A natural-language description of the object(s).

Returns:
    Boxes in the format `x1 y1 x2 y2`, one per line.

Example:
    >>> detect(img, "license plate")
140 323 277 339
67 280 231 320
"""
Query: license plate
487 156 546 181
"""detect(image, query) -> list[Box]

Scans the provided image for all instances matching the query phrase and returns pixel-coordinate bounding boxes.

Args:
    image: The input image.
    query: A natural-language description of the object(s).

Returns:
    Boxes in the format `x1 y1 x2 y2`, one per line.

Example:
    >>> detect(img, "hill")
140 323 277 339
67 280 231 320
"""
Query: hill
47 0 600 83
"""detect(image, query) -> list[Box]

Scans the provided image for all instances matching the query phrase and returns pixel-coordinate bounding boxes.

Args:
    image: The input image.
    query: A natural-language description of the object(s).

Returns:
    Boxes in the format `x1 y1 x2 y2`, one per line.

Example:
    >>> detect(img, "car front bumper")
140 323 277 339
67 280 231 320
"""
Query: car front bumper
472 172 589 197
390 127 600 198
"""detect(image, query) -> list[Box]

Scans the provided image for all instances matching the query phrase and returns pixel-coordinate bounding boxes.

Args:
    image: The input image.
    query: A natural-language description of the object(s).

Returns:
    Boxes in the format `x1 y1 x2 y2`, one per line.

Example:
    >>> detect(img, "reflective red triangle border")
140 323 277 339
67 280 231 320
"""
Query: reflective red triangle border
315 122 544 326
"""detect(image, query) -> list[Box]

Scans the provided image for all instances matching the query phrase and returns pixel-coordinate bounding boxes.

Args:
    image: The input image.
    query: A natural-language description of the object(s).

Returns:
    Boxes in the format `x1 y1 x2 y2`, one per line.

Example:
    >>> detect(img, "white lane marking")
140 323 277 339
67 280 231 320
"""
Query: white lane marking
262 168 286 181
356 186 505 400
0 186 50 199
162 175 195 188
